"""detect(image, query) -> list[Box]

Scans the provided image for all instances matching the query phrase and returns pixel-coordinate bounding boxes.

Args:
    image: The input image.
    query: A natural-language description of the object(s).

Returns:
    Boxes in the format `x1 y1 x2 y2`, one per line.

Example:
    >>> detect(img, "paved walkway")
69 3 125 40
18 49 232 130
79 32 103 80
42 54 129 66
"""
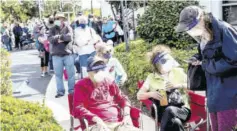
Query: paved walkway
11 49 52 103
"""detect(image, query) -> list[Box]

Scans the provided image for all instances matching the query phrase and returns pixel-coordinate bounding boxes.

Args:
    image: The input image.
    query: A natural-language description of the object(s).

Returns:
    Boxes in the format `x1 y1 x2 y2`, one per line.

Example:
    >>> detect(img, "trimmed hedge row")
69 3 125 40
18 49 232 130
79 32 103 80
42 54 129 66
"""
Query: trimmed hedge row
114 40 196 95
0 48 12 96
1 96 62 131
137 1 199 49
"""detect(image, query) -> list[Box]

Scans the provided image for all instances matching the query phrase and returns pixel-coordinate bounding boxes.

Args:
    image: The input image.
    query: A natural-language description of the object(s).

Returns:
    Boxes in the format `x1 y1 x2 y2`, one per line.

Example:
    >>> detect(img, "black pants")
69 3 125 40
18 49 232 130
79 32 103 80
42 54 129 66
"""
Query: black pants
151 105 191 131
15 36 21 48
41 51 49 67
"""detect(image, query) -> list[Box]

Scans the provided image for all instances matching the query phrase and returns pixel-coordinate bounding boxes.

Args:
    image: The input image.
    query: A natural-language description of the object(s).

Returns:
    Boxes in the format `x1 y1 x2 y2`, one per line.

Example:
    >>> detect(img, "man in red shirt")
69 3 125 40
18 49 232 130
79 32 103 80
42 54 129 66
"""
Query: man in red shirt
73 56 140 131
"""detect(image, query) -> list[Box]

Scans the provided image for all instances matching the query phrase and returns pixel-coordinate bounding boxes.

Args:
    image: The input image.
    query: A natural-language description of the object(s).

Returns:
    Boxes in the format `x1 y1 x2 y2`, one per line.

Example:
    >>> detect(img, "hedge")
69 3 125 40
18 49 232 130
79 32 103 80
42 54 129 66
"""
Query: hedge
1 96 62 131
0 48 12 96
137 0 199 49
114 40 196 96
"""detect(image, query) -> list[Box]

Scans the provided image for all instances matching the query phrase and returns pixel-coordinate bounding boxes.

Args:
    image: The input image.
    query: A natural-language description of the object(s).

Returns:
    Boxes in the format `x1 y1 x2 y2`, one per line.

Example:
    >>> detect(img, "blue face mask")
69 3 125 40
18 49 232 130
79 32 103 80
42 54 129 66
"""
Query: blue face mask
103 53 112 59
79 24 86 29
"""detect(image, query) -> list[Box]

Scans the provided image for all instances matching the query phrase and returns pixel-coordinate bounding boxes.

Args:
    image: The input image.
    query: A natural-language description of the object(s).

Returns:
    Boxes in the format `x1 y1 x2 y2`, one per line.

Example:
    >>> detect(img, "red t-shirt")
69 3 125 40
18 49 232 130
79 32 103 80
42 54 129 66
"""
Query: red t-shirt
73 78 128 124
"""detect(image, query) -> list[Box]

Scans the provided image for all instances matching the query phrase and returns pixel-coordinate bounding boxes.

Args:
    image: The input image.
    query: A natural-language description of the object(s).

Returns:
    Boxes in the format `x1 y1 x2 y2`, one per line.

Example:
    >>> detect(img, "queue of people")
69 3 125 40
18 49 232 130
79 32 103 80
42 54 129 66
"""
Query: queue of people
41 6 237 130
2 5 235 131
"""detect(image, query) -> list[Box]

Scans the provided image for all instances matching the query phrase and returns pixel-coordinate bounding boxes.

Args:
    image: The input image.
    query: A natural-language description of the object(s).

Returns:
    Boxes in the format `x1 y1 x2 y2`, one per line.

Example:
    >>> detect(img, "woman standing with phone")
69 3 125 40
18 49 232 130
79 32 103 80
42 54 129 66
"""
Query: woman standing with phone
175 6 237 131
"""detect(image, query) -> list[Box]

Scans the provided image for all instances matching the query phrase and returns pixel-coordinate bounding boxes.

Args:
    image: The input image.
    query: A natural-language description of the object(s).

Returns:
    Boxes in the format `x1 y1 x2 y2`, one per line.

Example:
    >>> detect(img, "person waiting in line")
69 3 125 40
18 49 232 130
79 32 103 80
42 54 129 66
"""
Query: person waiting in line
102 17 117 44
95 40 127 87
73 56 141 131
38 27 49 77
74 15 102 78
175 6 237 131
48 12 75 98
137 45 191 131
1 24 12 51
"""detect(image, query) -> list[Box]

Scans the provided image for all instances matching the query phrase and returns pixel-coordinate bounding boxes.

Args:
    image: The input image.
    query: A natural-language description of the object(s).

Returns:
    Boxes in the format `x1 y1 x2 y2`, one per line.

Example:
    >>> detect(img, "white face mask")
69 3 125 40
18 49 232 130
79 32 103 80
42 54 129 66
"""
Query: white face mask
160 60 174 74
187 27 204 37
93 70 114 83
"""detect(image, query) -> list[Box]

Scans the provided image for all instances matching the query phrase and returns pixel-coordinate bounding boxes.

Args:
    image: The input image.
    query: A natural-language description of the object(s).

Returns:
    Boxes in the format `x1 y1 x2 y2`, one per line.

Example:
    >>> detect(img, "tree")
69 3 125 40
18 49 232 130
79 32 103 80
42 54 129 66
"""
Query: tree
0 0 38 23
137 0 199 49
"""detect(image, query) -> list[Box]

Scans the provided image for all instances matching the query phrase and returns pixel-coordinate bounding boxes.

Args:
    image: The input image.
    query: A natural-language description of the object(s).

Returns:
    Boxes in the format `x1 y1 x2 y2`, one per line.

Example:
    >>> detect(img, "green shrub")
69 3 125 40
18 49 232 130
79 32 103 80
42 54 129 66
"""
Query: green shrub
137 0 199 49
115 40 196 96
0 48 12 96
0 96 62 131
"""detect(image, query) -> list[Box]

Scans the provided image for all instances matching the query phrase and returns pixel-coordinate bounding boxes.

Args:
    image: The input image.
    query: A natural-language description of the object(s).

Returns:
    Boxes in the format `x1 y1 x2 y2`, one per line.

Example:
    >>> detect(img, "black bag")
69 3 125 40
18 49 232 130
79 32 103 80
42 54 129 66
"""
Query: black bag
187 63 206 91
168 89 185 107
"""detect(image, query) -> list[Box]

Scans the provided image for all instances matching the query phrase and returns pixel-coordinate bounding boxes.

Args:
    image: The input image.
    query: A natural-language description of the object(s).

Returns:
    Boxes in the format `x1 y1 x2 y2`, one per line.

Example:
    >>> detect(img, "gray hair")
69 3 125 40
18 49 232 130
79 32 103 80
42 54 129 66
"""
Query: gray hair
78 15 88 24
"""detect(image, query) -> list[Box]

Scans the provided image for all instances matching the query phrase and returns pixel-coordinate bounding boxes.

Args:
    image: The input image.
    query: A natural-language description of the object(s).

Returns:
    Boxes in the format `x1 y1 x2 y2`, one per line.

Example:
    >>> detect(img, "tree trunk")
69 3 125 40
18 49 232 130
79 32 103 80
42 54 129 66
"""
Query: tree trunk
110 4 116 19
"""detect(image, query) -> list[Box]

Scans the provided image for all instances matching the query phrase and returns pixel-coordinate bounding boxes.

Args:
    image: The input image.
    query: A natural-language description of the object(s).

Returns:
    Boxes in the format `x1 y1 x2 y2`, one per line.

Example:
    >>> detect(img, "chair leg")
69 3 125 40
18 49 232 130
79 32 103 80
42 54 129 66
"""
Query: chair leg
70 116 74 131
206 108 210 131
152 103 159 131
139 102 144 130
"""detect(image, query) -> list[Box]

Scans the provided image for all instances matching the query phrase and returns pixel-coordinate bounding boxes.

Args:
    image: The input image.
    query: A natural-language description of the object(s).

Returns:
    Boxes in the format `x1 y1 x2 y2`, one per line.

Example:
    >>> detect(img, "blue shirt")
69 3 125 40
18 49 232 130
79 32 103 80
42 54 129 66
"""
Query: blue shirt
102 21 116 39
201 14 237 112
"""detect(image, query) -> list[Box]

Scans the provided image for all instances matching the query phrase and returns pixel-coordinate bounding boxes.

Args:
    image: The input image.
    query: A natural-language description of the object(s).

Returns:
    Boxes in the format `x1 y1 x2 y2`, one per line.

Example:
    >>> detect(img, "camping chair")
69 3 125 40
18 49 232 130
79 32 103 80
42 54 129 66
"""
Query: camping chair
68 93 141 131
137 80 208 131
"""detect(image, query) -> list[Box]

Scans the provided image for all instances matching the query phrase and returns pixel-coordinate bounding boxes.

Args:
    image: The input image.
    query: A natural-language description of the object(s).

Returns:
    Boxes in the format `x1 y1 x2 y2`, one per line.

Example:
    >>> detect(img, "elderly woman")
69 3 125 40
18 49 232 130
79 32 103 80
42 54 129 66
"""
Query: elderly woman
137 45 191 131
73 56 140 131
175 6 237 131
74 15 102 78
95 41 127 86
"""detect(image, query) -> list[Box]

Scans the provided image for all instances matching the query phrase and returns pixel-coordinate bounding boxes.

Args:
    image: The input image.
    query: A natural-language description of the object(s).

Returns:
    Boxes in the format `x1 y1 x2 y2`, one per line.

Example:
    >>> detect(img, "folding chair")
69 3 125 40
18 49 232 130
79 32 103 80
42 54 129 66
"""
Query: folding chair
137 80 209 131
68 93 141 131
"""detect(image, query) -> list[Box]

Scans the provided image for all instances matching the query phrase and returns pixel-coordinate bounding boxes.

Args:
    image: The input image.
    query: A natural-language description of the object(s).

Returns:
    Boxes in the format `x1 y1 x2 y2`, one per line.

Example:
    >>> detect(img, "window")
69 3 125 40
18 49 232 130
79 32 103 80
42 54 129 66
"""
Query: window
222 1 237 26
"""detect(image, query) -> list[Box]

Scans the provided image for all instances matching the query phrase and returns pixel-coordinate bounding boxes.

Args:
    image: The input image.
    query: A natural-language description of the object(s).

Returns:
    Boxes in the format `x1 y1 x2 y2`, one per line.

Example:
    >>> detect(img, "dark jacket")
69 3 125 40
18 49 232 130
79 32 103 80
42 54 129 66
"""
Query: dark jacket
13 25 23 37
48 25 73 56
92 21 102 36
200 14 237 112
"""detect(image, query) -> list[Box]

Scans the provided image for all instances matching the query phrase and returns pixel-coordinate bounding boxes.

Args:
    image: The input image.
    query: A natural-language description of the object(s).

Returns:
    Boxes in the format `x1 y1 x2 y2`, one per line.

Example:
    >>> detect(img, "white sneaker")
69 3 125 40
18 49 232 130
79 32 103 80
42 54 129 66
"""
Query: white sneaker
41 72 45 77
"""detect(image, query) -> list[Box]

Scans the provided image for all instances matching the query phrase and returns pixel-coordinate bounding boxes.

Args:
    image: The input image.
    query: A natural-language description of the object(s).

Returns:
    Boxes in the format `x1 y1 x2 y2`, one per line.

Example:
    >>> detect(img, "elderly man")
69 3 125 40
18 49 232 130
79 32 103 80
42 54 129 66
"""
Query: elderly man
73 56 141 131
74 15 102 78
48 12 75 98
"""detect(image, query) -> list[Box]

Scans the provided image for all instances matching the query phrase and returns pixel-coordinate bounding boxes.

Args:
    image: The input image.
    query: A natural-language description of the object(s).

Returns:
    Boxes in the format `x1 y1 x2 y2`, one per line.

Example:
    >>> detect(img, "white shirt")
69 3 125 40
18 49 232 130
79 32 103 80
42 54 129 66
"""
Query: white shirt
74 27 101 55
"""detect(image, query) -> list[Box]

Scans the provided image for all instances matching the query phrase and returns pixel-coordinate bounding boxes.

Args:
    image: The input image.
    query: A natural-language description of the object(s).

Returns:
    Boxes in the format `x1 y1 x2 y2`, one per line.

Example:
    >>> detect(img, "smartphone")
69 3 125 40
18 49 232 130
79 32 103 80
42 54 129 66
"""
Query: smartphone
183 57 197 63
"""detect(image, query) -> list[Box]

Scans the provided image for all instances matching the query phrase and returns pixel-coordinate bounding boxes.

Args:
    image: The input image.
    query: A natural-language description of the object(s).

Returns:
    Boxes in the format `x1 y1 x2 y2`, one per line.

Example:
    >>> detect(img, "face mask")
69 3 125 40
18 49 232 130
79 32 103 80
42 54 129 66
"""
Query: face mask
93 70 114 83
103 53 112 59
89 18 93 21
79 24 86 29
49 21 54 24
54 20 61 27
159 60 174 74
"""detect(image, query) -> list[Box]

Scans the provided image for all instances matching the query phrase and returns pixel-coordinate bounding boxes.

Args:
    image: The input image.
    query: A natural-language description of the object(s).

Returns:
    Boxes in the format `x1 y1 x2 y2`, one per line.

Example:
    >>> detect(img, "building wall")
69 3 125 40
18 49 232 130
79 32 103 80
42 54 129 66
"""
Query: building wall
199 0 222 20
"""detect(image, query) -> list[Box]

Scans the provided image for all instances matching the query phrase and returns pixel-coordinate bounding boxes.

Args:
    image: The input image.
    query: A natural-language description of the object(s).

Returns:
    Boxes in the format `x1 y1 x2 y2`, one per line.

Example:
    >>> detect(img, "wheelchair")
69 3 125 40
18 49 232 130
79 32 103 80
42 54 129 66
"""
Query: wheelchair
137 80 210 131
67 93 141 131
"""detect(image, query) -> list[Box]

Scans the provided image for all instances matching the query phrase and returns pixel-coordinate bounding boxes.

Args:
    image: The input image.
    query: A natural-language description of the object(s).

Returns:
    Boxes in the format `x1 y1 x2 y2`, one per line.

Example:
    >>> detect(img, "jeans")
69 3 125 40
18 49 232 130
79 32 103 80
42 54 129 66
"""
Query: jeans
49 54 54 70
52 55 75 95
74 54 80 73
4 41 12 51
79 51 96 78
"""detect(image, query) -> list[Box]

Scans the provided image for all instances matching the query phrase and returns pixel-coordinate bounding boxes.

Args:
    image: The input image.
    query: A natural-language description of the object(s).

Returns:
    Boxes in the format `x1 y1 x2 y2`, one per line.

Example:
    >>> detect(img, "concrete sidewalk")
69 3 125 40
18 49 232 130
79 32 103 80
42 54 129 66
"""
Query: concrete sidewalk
45 75 156 131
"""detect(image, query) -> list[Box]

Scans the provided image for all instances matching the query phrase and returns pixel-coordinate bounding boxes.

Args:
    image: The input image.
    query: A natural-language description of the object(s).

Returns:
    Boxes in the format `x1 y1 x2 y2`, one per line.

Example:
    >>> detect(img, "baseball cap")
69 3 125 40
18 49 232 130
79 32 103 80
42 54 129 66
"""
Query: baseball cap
175 6 203 33
87 56 106 72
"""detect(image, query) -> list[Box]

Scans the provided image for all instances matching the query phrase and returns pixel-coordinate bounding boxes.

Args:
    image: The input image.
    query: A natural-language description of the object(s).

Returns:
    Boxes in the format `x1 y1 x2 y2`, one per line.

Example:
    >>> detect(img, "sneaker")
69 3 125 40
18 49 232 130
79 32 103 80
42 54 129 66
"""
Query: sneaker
55 94 64 98
41 72 45 77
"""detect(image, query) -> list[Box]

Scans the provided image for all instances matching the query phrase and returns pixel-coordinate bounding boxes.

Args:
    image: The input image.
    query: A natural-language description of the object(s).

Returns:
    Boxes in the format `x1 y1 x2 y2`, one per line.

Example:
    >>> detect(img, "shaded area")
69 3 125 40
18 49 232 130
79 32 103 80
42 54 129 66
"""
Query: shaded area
10 49 52 101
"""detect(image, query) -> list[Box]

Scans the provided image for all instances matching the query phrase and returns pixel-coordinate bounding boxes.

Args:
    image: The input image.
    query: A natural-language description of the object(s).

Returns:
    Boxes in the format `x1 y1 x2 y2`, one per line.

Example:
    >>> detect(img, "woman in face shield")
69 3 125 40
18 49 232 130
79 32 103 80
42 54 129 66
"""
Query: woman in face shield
137 45 191 131
175 6 237 131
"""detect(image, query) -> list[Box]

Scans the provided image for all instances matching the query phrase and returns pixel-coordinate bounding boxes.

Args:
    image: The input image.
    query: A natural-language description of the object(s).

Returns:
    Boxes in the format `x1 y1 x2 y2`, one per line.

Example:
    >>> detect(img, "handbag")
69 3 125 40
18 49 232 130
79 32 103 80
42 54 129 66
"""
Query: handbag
187 63 206 91
168 89 185 107
39 51 45 58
